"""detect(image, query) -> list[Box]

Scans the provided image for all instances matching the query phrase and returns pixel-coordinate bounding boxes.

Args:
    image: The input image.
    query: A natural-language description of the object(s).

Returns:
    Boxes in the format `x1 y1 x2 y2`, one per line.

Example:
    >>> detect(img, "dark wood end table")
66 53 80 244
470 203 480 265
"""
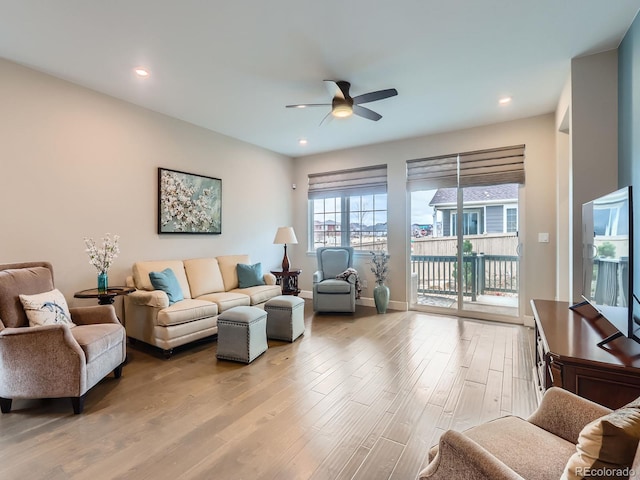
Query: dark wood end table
271 269 301 296
74 286 135 305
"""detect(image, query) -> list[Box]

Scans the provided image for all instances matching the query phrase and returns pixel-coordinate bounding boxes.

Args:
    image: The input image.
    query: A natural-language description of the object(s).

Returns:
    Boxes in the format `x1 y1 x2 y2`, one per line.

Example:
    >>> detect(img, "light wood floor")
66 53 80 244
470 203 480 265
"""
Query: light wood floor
0 304 538 480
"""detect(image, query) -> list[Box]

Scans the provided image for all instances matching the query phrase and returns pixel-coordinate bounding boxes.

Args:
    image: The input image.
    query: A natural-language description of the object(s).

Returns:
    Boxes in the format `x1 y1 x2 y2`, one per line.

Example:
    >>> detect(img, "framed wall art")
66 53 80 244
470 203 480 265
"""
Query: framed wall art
158 167 222 234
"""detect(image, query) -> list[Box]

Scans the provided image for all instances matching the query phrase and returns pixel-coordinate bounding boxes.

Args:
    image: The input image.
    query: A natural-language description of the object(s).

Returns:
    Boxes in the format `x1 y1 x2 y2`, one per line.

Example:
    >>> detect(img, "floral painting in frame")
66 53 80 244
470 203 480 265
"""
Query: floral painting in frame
158 167 222 234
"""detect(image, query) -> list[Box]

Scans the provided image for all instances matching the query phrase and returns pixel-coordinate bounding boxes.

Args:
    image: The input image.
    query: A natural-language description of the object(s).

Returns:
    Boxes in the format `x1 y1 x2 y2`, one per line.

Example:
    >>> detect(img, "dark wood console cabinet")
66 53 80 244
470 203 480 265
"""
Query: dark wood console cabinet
531 299 640 409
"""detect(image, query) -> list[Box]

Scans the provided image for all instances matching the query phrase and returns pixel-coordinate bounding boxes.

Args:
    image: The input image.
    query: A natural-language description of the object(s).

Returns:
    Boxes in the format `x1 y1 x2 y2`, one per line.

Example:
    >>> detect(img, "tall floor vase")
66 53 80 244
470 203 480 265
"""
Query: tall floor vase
373 284 390 314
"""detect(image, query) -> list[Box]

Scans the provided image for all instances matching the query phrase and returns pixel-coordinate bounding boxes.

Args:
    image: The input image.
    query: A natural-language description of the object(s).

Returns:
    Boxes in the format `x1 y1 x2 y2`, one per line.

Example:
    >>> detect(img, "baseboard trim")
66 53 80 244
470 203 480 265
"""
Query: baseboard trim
298 290 408 311
523 314 535 328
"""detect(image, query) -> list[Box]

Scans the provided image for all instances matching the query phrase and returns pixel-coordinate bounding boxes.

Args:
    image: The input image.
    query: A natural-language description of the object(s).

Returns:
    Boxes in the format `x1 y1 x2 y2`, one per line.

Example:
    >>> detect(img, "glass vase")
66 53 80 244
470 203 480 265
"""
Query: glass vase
97 272 108 294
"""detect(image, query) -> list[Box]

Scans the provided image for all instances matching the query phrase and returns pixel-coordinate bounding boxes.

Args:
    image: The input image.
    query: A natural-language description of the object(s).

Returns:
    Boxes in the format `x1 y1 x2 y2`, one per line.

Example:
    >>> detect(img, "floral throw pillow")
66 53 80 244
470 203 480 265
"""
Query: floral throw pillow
19 289 76 328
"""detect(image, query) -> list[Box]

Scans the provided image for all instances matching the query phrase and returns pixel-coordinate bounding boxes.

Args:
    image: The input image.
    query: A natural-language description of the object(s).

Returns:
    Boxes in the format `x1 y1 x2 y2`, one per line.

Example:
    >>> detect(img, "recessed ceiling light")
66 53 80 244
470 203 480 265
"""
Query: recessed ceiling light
296 105 306 109
299 138 308 145
134 67 150 78
499 96 512 105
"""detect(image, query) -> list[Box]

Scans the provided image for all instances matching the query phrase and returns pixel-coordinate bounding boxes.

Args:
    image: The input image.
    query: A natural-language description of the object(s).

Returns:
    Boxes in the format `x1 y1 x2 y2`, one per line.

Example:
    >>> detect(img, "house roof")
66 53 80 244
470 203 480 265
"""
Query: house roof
429 184 519 207
0 2 638 157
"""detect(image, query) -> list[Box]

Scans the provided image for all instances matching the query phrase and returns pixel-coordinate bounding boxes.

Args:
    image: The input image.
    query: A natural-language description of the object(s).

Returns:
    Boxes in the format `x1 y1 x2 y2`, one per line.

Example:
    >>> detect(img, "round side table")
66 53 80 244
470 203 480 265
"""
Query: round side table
74 286 135 305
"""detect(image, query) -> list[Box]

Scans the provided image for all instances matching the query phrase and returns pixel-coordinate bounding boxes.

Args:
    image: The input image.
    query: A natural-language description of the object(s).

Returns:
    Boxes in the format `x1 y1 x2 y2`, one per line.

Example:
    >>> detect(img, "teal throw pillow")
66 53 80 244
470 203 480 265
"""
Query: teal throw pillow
237 263 266 288
149 268 184 305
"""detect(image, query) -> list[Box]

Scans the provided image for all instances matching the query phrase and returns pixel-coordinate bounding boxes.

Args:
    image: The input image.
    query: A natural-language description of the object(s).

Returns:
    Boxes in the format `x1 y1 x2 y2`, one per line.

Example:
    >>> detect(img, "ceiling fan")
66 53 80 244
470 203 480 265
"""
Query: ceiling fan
286 80 398 123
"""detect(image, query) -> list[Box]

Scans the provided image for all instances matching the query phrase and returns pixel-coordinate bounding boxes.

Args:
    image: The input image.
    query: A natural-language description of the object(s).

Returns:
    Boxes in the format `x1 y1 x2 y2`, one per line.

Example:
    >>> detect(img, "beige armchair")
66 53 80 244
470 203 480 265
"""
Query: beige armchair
0 262 126 414
419 387 640 479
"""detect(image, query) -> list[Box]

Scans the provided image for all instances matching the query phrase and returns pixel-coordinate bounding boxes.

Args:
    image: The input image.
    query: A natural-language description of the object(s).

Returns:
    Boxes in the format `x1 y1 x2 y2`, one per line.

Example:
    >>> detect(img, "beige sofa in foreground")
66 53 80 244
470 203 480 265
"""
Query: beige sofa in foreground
418 387 640 480
124 255 281 358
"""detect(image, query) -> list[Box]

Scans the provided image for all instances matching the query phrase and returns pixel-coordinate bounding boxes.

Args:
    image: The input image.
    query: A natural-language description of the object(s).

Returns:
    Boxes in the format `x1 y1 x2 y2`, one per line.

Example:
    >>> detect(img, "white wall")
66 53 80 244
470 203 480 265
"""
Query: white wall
569 50 619 302
555 77 571 301
291 114 556 318
0 59 294 313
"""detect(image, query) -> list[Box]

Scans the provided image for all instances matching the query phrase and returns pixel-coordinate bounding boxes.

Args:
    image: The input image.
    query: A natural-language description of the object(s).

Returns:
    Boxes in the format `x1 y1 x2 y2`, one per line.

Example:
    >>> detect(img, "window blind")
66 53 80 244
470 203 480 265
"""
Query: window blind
406 144 525 190
308 164 387 199
406 153 458 190
458 145 525 187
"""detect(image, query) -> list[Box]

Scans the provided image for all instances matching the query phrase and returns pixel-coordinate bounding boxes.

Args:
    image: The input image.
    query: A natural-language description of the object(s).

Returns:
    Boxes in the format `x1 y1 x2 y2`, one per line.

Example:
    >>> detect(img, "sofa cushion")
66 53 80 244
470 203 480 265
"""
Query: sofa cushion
237 263 266 288
562 399 640 480
156 299 219 327
463 415 577 480
71 323 125 363
315 278 352 294
217 255 250 291
196 291 250 313
232 285 281 306
19 288 76 328
149 269 184 305
184 258 225 297
0 265 55 328
133 260 191 299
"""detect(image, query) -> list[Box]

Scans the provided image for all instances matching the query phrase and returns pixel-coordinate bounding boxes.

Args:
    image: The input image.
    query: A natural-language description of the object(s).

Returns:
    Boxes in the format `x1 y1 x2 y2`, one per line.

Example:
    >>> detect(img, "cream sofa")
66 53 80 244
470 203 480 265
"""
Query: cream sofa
124 255 281 358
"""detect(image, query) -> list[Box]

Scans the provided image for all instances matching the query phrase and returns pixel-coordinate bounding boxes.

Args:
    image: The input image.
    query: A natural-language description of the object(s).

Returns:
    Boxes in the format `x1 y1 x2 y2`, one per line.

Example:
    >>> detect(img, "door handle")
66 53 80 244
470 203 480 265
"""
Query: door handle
516 243 523 257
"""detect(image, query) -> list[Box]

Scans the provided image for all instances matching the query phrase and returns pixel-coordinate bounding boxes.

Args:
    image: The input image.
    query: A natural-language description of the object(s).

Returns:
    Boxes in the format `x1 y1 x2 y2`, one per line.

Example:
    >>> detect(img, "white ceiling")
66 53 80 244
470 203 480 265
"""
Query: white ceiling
1 1 639 157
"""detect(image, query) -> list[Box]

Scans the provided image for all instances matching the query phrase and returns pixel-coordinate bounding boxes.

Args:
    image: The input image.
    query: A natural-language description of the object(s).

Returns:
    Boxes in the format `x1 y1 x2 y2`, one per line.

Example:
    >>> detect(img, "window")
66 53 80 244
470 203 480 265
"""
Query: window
506 207 518 233
451 211 479 236
312 193 387 251
308 165 388 252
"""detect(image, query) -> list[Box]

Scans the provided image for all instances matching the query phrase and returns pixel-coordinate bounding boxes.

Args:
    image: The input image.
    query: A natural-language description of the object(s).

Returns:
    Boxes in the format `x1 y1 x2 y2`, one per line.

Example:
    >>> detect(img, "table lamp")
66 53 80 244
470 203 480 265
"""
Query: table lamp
273 226 298 271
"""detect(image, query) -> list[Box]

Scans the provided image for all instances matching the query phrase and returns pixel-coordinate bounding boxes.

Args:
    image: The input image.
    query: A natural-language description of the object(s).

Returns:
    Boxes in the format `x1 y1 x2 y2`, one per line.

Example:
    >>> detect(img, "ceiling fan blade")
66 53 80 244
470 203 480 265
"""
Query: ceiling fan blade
286 103 330 108
352 88 398 105
324 80 351 100
319 111 333 126
353 105 382 121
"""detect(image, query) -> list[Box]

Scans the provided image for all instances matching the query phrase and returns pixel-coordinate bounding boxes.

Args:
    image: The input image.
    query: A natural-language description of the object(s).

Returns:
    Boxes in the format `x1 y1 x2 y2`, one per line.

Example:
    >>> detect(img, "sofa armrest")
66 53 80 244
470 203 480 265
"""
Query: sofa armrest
313 271 323 283
125 289 169 308
418 430 523 480
70 305 120 325
263 273 277 285
527 387 611 444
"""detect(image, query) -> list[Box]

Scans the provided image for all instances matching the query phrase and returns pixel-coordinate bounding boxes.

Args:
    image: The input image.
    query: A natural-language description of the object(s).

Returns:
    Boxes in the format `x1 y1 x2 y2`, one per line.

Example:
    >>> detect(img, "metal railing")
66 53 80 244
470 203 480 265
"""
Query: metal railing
410 253 518 301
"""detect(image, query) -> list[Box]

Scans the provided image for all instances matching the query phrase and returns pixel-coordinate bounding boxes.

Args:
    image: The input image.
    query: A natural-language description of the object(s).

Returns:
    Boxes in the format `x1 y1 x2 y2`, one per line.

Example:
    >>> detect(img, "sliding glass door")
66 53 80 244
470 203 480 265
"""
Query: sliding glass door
407 145 525 321
410 184 520 319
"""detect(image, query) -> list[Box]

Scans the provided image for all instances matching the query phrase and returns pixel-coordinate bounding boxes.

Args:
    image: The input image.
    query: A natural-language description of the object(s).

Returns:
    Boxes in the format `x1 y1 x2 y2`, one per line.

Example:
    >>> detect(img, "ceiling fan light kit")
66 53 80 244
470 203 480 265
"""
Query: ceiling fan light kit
332 103 353 118
286 80 398 122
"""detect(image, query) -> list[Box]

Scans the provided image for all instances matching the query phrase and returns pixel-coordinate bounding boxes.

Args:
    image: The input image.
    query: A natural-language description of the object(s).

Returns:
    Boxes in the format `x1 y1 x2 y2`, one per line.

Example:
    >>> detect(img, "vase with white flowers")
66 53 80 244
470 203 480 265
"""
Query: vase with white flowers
84 233 120 293
369 251 390 314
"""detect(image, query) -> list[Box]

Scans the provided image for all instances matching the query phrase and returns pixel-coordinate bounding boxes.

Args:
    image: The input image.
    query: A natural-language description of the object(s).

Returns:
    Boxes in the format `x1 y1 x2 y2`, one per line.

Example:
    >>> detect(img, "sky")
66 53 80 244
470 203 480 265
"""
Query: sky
411 190 437 225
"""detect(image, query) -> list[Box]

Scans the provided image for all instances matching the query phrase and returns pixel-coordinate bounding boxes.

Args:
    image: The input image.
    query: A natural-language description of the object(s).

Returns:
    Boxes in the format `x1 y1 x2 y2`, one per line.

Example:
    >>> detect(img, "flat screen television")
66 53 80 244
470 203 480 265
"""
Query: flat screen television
578 185 639 346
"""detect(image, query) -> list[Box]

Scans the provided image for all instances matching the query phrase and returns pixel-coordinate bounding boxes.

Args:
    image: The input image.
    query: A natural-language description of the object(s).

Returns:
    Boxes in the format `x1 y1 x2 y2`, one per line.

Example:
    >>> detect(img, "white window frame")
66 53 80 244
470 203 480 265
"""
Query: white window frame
504 205 518 233
309 193 388 252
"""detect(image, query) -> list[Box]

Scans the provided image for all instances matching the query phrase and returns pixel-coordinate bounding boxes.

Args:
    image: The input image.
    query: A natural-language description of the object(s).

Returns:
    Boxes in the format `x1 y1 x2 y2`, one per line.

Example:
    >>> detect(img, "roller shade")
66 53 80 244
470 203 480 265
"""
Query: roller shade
406 154 458 190
406 144 525 190
308 164 387 199
459 145 525 187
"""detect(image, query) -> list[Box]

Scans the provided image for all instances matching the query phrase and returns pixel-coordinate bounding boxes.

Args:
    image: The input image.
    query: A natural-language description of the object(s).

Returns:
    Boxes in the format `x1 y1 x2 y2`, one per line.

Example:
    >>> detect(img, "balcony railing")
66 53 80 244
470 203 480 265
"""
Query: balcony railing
410 253 518 302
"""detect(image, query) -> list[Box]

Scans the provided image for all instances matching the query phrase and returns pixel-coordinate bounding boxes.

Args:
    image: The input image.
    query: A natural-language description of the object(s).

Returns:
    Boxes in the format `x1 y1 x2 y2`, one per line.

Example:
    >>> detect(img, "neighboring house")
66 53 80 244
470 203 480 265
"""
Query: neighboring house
429 184 518 237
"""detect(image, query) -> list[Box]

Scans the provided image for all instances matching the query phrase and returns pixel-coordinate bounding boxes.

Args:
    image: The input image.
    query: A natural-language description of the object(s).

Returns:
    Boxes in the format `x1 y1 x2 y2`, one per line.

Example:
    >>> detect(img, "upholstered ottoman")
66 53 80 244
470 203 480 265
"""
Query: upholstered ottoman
264 295 305 342
216 306 268 363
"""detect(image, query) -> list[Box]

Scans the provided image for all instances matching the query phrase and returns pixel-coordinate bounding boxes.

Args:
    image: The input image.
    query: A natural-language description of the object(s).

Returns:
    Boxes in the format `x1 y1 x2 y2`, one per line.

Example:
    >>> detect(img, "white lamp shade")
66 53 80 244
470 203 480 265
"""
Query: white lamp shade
273 226 298 245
